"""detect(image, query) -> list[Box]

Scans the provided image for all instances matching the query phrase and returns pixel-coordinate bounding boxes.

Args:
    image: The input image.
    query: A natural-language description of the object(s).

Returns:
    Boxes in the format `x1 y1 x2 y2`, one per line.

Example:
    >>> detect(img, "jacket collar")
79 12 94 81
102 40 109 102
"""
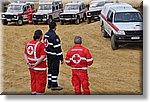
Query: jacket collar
74 44 82 47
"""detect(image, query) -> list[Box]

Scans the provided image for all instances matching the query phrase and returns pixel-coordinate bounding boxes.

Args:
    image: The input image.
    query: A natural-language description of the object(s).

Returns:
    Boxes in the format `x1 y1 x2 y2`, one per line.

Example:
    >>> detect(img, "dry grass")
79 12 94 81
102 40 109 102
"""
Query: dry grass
2 20 142 95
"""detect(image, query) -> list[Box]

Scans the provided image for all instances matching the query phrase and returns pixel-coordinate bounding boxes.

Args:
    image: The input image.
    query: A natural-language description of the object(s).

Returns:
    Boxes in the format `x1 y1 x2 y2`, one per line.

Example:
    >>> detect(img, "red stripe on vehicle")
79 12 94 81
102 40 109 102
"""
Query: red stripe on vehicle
101 14 119 32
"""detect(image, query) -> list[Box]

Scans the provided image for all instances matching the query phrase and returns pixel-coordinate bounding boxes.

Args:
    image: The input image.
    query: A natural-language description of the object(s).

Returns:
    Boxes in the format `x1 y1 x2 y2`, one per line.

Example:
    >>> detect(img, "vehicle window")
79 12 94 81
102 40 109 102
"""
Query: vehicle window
52 6 55 11
7 5 22 12
114 12 143 22
79 5 82 11
59 2 63 9
55 2 59 10
24 6 27 11
82 4 85 9
65 5 79 10
107 10 112 19
97 1 105 7
38 4 52 10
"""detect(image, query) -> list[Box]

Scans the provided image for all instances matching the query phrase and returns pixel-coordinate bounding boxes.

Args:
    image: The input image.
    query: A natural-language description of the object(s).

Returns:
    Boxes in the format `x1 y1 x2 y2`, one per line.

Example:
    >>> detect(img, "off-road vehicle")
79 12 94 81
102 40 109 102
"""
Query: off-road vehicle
59 1 87 25
32 0 63 24
1 1 34 26
100 3 143 50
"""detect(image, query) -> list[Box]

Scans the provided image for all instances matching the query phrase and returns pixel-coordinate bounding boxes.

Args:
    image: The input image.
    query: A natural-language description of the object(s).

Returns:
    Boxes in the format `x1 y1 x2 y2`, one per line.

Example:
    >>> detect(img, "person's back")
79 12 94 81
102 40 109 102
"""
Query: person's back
25 39 46 68
65 36 93 95
66 44 93 69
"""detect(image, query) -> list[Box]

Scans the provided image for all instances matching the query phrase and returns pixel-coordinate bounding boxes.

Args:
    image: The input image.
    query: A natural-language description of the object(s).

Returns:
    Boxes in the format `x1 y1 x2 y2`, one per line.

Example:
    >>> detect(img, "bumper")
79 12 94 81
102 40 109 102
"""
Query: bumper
87 15 100 19
1 18 18 22
32 18 48 22
60 17 77 21
116 35 143 43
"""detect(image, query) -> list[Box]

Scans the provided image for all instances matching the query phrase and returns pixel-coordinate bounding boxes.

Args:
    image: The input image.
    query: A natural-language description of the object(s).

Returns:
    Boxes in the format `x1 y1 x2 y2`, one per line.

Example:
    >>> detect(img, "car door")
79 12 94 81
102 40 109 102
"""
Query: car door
105 10 114 35
23 6 28 19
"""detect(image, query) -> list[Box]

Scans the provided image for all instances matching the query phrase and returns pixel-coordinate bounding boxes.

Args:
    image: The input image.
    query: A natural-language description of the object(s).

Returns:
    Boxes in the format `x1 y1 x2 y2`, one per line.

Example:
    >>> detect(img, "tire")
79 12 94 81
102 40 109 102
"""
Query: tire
60 20 64 25
33 20 38 25
111 34 119 50
2 20 8 25
87 18 91 24
101 24 109 38
16 18 23 26
82 14 86 22
75 17 80 24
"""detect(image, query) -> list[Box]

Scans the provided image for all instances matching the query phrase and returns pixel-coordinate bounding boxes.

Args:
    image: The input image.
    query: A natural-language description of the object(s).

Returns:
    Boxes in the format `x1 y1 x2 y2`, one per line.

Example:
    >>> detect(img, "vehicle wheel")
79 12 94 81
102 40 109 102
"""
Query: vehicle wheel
60 20 64 25
82 15 86 22
111 34 119 50
16 18 23 26
75 18 80 24
87 18 91 24
2 20 8 25
47 17 53 25
33 20 38 25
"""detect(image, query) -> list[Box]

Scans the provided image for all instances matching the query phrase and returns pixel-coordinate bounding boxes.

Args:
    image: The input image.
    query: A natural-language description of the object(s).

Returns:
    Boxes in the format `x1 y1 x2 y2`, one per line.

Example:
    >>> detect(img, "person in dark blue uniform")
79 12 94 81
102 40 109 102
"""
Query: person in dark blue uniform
44 21 63 90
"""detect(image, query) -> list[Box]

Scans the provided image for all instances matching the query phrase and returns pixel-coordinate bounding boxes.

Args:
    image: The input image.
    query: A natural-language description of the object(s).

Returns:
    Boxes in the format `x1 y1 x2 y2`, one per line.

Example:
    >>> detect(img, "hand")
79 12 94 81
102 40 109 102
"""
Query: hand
27 64 32 69
61 60 64 64
30 64 36 69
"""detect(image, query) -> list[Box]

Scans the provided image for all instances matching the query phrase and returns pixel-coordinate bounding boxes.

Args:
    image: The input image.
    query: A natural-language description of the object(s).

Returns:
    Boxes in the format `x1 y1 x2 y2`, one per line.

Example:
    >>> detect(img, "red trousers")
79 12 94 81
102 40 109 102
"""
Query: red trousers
72 70 90 95
29 69 47 94
28 14 32 23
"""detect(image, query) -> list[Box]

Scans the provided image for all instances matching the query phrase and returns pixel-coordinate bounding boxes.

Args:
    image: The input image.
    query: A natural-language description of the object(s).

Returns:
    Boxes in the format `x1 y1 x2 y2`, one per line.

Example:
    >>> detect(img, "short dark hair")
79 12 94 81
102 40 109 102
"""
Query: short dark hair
74 36 82 44
49 21 57 30
33 30 43 40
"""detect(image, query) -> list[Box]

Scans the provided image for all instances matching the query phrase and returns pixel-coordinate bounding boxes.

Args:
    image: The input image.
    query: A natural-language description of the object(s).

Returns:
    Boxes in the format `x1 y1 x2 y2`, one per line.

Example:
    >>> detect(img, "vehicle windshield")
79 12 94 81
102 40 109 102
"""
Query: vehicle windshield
65 5 79 10
38 4 52 10
114 12 143 22
90 1 105 8
7 5 22 12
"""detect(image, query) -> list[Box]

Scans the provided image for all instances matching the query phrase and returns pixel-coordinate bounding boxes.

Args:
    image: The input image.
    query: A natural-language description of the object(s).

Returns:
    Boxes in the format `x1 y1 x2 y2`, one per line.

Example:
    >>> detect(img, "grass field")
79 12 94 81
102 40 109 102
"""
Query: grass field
1 0 143 95
2 20 142 95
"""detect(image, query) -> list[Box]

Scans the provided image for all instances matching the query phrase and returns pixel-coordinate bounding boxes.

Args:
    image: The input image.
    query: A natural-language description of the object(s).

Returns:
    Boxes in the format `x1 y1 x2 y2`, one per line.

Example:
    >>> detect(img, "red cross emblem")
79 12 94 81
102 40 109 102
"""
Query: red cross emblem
27 46 34 55
72 54 81 64
44 39 49 47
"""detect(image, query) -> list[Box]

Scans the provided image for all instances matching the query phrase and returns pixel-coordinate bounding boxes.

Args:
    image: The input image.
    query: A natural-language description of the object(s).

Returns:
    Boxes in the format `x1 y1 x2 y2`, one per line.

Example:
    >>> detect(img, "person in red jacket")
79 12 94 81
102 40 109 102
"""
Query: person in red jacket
24 30 47 95
27 5 33 24
65 36 93 95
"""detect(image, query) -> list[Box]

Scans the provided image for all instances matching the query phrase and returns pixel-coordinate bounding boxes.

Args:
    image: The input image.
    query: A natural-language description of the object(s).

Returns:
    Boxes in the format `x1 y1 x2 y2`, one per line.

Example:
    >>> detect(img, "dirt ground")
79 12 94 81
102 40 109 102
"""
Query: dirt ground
1 18 142 95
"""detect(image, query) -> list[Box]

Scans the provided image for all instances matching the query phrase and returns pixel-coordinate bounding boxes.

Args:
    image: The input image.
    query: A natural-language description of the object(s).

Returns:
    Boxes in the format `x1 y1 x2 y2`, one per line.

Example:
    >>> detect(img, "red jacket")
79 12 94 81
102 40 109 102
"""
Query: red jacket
24 40 47 69
65 44 93 70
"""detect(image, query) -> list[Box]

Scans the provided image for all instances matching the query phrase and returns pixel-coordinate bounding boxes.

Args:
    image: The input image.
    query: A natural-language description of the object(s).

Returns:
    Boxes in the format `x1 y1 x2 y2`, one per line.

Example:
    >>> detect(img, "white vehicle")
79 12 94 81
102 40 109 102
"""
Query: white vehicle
59 1 87 25
100 3 143 50
32 0 63 24
86 0 113 24
1 1 35 26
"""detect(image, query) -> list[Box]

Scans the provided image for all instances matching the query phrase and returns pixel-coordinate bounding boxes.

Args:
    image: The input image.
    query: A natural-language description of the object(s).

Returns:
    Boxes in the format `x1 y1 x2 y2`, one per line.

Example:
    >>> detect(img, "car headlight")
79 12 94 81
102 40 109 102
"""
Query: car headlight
2 14 5 18
117 30 125 35
88 13 91 16
33 15 36 18
72 14 75 17
14 15 17 18
44 15 47 18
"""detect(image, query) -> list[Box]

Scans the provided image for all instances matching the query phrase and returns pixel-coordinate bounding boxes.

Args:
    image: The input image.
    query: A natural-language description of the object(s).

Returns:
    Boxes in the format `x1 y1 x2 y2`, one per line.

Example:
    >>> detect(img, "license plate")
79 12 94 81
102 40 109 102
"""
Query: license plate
131 37 140 39
65 19 70 21
7 19 11 21
43 19 47 21
94 17 98 19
